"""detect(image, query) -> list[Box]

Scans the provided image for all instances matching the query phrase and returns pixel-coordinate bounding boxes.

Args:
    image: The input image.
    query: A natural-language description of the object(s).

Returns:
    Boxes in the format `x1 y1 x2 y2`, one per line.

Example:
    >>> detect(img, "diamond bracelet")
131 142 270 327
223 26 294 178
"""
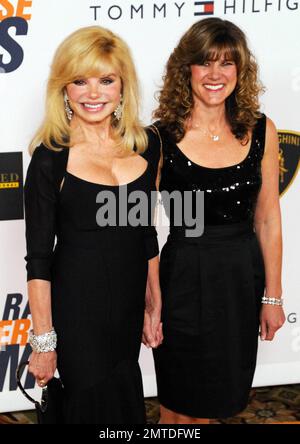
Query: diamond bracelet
28 328 57 353
261 296 283 306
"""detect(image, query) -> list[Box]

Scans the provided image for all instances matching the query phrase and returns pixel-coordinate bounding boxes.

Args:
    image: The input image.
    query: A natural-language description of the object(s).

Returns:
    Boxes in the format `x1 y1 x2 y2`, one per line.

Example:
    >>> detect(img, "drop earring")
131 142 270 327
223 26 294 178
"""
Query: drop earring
64 91 73 121
113 95 123 121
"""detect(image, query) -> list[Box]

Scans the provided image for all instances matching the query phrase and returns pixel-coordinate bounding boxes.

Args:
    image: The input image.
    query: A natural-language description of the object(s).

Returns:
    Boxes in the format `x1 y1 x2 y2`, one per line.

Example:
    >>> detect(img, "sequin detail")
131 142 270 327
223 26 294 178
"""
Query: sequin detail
159 115 266 225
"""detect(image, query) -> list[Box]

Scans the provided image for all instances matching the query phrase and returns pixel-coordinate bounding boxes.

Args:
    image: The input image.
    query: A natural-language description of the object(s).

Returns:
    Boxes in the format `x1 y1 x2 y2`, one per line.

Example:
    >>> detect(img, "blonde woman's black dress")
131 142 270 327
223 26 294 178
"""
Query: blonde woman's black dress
24 130 160 424
152 115 266 418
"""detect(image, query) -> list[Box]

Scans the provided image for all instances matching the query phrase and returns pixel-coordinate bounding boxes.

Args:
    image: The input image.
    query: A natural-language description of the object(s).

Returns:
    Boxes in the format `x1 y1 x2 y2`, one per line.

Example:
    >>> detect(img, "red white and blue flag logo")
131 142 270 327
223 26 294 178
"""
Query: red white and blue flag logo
194 1 215 16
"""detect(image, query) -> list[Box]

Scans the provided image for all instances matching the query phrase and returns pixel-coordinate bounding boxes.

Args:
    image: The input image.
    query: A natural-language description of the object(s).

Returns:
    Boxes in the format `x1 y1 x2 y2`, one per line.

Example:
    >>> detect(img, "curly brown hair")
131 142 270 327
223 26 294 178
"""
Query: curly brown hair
153 18 265 144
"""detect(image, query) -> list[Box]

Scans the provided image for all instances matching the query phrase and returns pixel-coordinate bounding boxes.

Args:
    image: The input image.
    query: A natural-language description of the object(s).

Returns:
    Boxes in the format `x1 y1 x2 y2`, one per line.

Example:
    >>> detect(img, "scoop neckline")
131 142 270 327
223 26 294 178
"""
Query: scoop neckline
66 161 149 188
173 135 255 171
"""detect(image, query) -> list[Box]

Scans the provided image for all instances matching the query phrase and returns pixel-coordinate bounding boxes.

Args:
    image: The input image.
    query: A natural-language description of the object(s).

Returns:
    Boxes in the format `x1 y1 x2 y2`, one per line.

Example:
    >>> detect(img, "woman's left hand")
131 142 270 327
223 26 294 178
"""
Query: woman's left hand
260 304 286 341
142 256 163 348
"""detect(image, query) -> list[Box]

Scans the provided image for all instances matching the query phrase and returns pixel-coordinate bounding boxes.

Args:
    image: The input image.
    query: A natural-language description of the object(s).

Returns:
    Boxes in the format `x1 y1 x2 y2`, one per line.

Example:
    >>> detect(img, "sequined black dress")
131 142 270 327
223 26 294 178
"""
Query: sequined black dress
152 115 266 418
24 129 160 424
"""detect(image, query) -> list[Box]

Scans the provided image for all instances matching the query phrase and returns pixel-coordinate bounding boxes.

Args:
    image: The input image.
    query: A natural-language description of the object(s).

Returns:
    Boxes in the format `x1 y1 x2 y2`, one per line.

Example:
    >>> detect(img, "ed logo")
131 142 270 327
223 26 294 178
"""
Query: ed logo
0 0 32 73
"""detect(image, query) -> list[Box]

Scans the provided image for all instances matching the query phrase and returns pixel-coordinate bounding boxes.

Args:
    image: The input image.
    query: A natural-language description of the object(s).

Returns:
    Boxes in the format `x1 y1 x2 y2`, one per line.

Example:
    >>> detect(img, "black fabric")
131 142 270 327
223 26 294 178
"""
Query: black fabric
156 114 266 226
142 126 161 258
152 116 266 418
24 129 160 282
24 130 160 424
153 222 265 418
143 125 161 177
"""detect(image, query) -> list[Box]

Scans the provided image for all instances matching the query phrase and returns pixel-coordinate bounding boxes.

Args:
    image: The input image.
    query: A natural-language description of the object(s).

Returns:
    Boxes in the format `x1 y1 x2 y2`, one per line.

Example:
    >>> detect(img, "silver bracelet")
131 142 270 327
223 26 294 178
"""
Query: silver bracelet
28 328 57 353
261 296 283 306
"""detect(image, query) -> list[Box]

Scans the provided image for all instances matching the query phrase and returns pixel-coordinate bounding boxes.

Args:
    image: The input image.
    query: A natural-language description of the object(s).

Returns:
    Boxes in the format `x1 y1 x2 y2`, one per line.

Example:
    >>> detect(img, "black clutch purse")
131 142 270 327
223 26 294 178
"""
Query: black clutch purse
16 361 65 424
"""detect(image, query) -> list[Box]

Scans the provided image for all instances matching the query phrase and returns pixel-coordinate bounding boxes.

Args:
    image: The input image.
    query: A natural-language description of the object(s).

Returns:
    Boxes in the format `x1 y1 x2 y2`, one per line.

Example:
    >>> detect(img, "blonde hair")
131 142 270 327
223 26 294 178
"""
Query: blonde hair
154 18 265 144
30 26 147 154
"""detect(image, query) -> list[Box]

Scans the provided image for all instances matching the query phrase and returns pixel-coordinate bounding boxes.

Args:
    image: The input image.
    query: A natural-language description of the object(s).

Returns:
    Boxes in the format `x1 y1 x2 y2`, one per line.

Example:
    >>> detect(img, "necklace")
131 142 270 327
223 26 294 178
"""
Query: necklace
195 125 220 141
189 119 221 142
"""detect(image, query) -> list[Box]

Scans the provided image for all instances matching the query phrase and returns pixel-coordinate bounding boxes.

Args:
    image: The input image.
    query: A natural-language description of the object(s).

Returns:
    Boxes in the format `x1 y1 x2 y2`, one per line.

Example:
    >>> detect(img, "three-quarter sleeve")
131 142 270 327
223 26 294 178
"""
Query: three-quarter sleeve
24 145 57 281
143 225 159 260
142 126 162 260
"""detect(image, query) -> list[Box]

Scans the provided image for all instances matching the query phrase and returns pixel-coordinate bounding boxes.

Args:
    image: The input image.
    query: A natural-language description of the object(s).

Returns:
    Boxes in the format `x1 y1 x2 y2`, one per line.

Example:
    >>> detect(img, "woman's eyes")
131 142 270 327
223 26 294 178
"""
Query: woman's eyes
73 78 114 86
101 78 114 85
73 79 86 85
222 61 235 66
199 61 235 67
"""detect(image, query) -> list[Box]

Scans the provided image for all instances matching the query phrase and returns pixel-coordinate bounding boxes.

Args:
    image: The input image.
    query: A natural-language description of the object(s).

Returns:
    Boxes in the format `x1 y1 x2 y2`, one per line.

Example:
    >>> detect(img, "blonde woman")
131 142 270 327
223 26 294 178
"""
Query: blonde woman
151 18 285 423
24 26 162 424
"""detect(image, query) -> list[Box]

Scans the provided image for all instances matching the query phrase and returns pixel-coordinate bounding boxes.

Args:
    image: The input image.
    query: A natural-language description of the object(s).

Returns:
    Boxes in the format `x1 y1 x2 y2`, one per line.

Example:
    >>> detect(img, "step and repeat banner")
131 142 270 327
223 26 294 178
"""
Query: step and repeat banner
0 0 299 412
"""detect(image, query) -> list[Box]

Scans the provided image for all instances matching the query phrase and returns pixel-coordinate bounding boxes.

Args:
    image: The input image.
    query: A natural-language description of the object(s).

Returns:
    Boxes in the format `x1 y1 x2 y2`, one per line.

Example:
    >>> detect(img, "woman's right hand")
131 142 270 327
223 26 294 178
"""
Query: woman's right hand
142 308 163 349
28 350 57 387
